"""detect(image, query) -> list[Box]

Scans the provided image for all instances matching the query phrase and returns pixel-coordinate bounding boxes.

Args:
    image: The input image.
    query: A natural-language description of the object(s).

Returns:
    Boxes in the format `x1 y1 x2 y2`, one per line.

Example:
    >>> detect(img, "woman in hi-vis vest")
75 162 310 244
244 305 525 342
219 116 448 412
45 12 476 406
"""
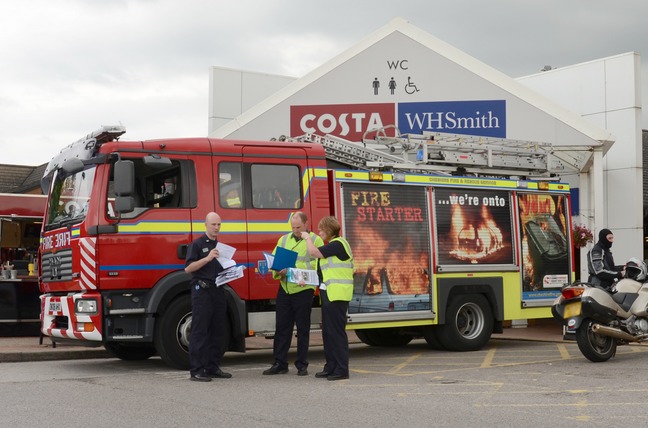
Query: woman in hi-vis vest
301 216 354 381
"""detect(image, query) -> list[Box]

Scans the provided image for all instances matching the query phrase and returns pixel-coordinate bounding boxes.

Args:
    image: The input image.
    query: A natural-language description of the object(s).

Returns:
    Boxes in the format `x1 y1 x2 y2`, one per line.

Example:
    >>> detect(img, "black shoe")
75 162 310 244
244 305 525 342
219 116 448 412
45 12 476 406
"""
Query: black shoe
207 368 232 379
327 374 349 381
297 368 308 376
263 363 288 375
190 373 212 382
315 371 330 379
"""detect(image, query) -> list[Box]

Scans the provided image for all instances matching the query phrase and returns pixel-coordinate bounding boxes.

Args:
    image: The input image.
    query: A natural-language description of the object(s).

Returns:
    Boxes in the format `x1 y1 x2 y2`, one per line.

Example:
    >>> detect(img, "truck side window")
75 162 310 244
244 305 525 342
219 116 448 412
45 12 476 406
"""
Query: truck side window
219 162 243 209
107 159 187 218
251 164 301 209
144 166 182 208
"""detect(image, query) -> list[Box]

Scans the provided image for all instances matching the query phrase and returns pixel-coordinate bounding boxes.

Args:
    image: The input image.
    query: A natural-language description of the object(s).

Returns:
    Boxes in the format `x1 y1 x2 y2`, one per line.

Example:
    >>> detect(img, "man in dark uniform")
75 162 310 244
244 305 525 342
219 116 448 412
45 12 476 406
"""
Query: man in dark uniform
185 211 232 382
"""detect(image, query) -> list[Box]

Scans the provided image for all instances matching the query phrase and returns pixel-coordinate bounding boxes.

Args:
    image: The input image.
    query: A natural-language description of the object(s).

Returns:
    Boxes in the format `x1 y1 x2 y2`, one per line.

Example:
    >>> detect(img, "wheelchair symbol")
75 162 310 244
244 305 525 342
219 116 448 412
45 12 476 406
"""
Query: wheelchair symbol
405 76 420 95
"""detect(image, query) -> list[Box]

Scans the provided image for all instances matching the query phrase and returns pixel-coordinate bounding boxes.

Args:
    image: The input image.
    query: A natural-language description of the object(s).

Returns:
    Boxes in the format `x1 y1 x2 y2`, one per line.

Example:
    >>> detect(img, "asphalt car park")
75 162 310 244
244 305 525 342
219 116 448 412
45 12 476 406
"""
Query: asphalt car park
5 335 648 427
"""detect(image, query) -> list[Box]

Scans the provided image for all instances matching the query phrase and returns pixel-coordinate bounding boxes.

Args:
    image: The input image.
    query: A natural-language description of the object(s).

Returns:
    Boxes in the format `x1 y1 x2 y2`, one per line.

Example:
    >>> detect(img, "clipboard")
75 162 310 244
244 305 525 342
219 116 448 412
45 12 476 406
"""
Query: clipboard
264 246 298 271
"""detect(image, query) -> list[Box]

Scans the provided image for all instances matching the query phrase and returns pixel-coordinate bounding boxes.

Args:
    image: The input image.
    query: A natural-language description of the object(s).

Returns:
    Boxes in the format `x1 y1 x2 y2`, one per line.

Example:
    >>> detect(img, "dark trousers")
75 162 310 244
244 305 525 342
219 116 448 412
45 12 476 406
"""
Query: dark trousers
320 289 349 376
273 286 314 370
189 284 226 376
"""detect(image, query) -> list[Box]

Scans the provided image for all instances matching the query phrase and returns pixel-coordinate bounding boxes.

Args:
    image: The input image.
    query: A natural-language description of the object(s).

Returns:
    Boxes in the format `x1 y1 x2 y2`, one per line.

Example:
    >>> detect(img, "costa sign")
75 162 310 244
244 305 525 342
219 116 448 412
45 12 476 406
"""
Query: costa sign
290 103 396 141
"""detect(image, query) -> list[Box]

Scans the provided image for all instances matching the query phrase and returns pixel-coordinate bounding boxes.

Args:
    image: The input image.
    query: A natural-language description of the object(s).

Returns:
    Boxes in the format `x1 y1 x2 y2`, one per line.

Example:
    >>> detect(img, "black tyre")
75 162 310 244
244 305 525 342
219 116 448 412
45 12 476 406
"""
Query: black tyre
354 329 379 346
154 294 232 370
437 294 493 351
422 326 446 350
575 319 616 362
354 328 412 347
104 342 156 361
154 295 192 370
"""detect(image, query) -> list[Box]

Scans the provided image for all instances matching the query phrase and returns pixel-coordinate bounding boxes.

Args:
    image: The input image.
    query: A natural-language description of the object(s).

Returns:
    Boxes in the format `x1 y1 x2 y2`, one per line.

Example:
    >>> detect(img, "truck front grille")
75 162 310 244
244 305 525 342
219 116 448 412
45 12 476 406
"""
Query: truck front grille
41 249 73 282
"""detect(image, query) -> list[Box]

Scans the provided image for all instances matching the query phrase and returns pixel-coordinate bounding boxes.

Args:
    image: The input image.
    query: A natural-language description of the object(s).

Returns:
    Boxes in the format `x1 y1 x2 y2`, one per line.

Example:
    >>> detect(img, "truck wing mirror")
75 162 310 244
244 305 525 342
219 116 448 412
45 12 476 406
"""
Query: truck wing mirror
114 160 135 196
115 196 135 214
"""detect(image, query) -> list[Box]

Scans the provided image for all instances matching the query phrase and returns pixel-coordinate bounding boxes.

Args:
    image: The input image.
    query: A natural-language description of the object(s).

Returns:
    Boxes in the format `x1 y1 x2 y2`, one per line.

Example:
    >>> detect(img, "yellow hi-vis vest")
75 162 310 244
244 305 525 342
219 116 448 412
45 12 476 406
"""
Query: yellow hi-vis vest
272 232 323 294
320 237 354 302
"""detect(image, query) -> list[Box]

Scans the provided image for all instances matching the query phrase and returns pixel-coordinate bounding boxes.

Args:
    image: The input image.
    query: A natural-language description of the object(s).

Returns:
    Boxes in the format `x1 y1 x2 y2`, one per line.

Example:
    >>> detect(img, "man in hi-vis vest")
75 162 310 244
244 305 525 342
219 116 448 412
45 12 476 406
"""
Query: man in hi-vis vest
302 216 354 381
263 212 323 376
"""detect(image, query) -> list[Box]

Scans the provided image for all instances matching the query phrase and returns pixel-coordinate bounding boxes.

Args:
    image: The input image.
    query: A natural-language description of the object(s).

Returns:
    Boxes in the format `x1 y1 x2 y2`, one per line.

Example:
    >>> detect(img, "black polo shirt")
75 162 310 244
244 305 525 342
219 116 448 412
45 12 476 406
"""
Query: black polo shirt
185 234 224 283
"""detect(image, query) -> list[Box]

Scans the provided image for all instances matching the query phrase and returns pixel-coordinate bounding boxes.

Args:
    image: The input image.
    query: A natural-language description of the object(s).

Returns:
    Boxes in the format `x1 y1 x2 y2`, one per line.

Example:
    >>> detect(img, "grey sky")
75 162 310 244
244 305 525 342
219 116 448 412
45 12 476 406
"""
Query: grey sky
1 0 646 166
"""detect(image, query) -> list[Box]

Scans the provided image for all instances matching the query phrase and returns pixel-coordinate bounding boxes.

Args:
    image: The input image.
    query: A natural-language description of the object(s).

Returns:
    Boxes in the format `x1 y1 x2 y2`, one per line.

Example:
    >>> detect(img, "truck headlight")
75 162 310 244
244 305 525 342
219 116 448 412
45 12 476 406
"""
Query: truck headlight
76 299 98 314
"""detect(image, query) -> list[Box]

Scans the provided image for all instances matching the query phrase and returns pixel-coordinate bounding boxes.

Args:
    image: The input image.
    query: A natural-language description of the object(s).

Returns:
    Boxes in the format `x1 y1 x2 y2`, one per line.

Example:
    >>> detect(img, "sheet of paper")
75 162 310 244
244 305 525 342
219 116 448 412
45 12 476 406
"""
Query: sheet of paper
263 252 274 269
220 259 236 269
216 242 237 267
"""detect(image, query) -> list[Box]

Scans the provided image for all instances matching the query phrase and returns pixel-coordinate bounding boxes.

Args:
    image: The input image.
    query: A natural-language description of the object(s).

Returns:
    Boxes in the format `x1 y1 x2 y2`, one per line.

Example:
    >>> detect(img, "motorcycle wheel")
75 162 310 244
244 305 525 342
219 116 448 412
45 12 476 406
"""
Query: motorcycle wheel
575 318 616 362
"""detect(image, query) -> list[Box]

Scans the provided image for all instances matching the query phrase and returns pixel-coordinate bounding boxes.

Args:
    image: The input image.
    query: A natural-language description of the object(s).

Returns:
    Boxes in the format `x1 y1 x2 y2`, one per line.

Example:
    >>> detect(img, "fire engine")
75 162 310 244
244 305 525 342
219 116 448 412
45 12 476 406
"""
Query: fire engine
38 125 574 369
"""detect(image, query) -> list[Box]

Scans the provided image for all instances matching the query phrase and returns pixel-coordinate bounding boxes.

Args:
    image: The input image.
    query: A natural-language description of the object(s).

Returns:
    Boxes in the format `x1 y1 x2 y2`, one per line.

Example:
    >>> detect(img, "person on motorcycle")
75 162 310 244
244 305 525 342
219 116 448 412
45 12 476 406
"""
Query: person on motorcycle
587 228 624 290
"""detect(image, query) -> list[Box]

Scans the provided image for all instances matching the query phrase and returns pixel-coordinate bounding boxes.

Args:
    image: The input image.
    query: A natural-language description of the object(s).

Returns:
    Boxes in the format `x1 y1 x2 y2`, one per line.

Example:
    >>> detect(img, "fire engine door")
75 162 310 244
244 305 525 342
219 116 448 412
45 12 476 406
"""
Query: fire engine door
98 156 193 291
241 146 310 301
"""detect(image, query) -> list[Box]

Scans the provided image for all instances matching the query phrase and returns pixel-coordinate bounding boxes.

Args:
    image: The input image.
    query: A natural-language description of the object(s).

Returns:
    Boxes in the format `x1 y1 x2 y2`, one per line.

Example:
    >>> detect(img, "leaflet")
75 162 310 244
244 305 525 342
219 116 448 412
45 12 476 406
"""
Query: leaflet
216 242 237 267
263 246 298 271
286 268 319 286
216 265 245 286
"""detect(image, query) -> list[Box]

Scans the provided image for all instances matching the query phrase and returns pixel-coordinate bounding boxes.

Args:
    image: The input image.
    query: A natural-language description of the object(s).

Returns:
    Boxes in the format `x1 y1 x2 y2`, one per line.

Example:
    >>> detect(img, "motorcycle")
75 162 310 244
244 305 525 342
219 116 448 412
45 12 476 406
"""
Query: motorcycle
552 257 648 362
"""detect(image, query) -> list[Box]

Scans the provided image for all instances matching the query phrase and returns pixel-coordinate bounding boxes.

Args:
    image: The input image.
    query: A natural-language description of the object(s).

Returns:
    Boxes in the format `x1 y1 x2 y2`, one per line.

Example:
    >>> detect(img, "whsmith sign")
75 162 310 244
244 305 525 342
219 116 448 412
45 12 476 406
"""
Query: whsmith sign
290 100 506 141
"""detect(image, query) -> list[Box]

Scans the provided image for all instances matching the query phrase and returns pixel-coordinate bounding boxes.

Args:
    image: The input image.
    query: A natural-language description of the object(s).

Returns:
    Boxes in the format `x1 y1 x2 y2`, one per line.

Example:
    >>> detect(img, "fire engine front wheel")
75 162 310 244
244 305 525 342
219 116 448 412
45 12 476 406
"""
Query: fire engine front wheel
155 295 192 370
154 294 232 370
437 294 493 351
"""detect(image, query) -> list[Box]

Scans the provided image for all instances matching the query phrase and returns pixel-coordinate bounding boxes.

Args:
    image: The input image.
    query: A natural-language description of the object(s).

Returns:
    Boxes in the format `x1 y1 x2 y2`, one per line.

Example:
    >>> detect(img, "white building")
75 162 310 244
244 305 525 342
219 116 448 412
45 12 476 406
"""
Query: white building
208 17 642 279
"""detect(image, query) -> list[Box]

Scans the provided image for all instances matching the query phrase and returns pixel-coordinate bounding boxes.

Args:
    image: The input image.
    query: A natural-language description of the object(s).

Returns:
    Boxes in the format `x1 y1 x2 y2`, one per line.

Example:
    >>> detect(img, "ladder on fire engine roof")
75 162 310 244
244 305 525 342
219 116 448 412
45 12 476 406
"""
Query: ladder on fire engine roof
292 128 579 179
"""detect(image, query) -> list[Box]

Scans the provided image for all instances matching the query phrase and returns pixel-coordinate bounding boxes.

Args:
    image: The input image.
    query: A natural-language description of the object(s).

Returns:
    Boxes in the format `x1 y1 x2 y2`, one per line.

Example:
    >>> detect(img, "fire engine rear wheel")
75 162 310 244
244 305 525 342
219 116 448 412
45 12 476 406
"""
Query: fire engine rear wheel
155 294 192 370
354 328 413 347
104 342 156 361
437 294 493 351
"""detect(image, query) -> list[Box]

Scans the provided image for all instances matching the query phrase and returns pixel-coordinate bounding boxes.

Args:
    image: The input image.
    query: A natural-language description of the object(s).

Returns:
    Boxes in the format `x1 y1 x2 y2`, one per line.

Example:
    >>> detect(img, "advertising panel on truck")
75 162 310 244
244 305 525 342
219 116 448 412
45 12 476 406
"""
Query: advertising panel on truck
342 183 431 314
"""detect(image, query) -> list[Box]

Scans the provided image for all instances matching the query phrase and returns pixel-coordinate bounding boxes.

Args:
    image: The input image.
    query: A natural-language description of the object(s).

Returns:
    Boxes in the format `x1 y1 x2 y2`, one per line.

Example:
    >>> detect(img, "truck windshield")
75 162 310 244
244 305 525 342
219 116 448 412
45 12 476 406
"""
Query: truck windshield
45 166 96 229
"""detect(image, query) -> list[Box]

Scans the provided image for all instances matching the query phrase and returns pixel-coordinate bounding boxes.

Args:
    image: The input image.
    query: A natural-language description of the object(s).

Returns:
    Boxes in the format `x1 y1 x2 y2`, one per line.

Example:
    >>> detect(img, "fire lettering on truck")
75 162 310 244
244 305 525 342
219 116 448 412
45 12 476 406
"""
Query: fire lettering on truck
290 103 396 141
42 231 71 250
350 190 423 222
